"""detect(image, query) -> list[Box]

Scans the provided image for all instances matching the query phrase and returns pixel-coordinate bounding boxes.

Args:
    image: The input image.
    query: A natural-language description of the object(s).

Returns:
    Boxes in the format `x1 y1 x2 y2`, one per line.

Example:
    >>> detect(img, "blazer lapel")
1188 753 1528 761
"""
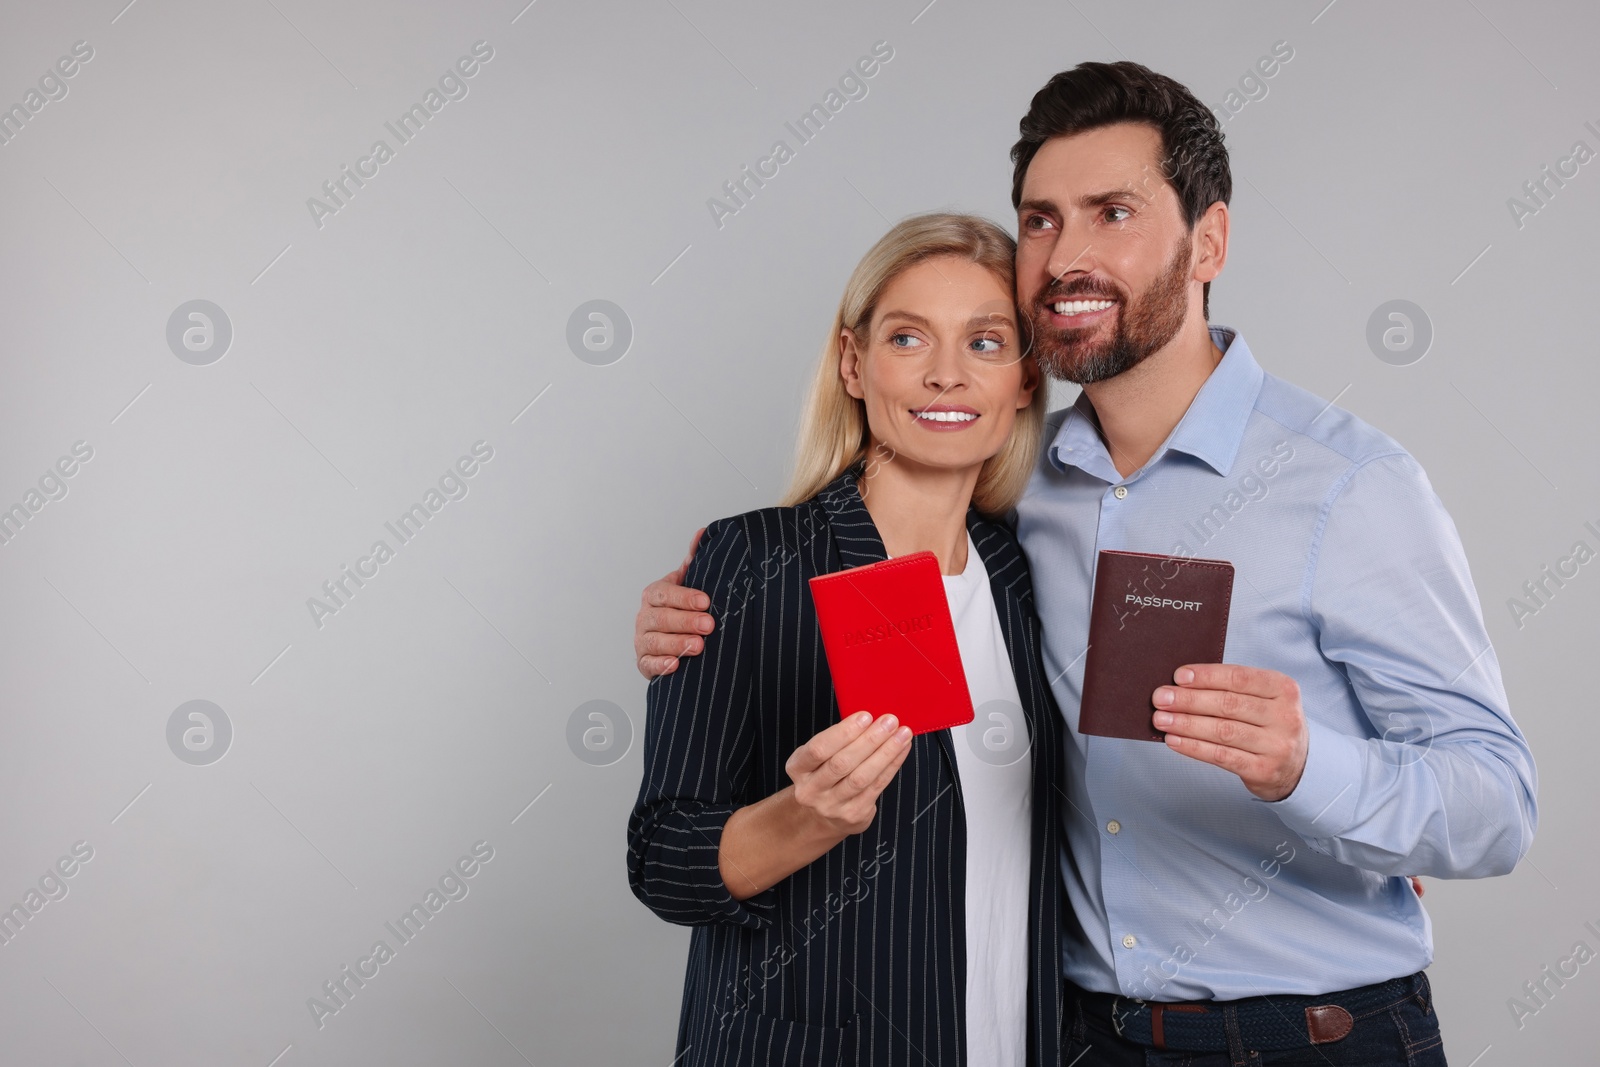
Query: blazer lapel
815 461 890 569
966 510 1041 755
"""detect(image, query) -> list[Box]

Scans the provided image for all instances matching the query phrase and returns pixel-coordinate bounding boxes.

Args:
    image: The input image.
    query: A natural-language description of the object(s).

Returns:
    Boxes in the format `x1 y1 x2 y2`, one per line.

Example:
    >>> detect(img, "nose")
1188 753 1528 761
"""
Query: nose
922 335 969 393
1046 223 1097 287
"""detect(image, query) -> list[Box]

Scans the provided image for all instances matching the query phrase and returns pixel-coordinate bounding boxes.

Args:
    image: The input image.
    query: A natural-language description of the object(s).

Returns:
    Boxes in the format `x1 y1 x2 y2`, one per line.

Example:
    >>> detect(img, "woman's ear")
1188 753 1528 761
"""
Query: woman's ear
839 328 865 400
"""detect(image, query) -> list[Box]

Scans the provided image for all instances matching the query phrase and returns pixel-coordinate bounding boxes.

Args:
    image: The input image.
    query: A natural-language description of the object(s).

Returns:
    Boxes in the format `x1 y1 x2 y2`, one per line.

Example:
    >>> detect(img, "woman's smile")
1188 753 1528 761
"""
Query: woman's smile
910 403 982 431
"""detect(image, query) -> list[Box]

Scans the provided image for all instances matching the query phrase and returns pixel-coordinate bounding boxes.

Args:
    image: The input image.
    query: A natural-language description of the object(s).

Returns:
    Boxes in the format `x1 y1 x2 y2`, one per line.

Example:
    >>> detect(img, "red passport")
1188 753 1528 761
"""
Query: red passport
808 551 974 735
1079 549 1234 742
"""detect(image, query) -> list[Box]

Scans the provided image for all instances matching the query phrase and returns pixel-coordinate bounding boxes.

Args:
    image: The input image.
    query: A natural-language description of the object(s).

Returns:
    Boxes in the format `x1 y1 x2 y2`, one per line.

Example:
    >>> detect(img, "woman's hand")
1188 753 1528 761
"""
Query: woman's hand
787 711 915 837
718 711 913 900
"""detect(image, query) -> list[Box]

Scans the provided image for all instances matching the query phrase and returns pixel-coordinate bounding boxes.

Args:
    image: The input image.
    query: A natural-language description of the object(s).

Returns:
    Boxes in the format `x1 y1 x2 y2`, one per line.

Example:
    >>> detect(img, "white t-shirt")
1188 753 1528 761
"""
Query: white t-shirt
940 529 1032 1067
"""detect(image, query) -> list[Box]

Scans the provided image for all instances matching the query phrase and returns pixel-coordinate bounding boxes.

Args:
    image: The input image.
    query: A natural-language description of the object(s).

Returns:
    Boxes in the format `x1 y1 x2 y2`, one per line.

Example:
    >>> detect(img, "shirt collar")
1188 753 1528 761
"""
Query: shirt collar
1048 324 1264 481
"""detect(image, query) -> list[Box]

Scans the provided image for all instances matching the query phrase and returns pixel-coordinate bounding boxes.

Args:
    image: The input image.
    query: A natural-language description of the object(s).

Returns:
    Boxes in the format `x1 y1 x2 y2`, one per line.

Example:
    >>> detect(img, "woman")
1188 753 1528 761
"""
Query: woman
627 213 1065 1066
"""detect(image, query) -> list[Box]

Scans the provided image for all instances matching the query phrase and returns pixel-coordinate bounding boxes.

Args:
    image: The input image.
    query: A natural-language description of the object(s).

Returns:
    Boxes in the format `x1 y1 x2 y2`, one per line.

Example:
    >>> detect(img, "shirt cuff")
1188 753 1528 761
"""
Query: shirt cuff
1263 719 1364 843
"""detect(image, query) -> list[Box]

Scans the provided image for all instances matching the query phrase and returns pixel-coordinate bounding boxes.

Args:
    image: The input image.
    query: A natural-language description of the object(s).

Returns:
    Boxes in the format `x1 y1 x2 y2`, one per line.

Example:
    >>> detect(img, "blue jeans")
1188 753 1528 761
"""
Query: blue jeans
1062 971 1448 1066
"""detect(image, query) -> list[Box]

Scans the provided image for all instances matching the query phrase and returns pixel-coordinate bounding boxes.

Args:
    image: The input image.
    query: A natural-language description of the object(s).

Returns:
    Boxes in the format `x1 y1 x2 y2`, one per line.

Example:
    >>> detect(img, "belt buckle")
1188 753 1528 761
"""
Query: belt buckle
1151 1001 1208 1051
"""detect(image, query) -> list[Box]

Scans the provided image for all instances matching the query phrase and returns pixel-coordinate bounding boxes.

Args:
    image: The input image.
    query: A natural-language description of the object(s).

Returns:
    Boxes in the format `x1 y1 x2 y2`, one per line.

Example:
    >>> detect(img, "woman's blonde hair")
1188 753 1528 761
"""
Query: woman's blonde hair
778 212 1047 518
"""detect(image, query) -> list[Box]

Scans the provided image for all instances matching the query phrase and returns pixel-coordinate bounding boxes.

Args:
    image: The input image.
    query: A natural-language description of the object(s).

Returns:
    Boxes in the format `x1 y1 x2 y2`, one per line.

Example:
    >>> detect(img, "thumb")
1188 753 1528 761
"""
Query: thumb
676 526 707 579
785 745 816 780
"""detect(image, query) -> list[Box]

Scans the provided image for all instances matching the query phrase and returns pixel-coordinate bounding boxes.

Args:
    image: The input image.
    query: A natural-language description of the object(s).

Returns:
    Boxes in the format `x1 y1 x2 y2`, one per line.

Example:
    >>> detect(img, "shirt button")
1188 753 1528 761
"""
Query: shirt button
1122 934 1137 949
1113 486 1128 499
1106 820 1121 834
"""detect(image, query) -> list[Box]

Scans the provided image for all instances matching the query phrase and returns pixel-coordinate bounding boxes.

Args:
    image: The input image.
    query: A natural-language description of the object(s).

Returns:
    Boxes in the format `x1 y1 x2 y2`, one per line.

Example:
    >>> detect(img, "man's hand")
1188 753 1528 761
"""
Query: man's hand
635 527 715 679
1151 664 1309 802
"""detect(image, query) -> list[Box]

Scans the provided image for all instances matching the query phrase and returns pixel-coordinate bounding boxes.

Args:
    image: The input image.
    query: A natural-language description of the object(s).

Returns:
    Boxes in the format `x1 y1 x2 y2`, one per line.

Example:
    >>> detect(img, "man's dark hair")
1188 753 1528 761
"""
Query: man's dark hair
1010 61 1231 318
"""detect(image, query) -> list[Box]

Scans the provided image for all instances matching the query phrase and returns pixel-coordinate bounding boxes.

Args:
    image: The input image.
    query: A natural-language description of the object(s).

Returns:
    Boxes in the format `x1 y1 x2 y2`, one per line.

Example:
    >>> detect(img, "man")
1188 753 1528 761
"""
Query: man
634 61 1536 1065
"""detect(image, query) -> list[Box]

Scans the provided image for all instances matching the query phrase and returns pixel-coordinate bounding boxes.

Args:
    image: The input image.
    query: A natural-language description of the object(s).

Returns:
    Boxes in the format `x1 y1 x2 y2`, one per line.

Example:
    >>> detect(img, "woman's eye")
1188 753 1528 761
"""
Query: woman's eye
888 332 923 350
972 337 1004 353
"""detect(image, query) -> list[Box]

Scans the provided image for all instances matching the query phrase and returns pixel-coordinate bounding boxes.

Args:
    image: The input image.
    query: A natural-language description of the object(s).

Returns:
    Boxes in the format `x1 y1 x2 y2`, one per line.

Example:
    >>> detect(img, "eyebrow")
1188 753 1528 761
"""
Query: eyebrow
1017 186 1151 216
877 309 1015 330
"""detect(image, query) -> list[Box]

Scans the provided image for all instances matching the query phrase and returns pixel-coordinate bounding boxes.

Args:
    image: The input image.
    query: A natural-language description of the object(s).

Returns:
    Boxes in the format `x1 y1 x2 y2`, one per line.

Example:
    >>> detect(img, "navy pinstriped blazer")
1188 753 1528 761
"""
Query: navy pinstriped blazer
628 461 1066 1067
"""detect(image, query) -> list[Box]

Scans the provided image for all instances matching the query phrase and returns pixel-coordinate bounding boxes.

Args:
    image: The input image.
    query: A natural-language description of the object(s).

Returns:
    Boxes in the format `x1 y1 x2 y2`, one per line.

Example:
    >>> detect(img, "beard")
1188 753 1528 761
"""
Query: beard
1025 232 1193 385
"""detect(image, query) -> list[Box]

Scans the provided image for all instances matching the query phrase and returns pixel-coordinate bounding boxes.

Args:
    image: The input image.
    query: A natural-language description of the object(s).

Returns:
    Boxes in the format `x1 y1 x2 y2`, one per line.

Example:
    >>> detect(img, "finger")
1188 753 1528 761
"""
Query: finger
638 602 714 643
637 654 681 680
638 629 705 660
673 527 706 581
788 712 875 778
863 731 914 797
1153 684 1269 726
634 614 706 666
1152 709 1270 753
1162 731 1260 778
838 724 913 799
642 577 711 614
816 713 905 789
1171 663 1288 700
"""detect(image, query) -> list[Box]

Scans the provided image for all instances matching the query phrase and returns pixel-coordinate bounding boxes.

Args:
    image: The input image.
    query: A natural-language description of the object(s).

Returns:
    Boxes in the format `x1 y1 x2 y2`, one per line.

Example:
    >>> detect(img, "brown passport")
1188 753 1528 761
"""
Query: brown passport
1079 549 1234 742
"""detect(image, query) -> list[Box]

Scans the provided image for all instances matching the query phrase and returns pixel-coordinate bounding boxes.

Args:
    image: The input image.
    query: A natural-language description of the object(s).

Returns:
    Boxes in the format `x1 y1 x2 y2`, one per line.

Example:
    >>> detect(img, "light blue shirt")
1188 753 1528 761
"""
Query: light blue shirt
1013 325 1538 1000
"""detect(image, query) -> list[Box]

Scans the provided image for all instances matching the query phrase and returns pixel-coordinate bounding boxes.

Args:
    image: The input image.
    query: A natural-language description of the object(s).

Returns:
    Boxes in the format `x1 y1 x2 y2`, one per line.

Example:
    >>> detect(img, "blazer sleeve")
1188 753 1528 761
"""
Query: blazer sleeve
627 515 779 929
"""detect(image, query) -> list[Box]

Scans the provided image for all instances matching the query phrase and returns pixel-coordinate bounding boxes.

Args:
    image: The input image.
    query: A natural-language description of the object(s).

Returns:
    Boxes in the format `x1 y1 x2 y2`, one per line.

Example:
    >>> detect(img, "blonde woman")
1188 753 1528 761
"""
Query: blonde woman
627 214 1067 1066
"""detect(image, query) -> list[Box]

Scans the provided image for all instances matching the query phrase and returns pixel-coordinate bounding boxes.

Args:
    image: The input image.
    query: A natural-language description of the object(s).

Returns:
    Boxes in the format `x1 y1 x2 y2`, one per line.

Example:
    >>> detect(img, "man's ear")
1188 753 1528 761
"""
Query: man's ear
1194 200 1229 285
839 328 866 400
1017 355 1041 409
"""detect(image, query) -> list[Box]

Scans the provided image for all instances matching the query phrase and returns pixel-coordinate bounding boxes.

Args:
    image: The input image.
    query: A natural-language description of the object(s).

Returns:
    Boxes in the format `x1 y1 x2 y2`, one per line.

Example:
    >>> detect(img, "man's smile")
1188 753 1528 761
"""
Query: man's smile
1046 298 1118 328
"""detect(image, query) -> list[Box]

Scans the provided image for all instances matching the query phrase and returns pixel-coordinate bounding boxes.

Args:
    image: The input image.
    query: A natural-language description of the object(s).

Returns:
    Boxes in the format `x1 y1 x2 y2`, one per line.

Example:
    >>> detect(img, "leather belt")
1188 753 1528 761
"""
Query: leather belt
1149 1002 1207 1050
1074 971 1430 1053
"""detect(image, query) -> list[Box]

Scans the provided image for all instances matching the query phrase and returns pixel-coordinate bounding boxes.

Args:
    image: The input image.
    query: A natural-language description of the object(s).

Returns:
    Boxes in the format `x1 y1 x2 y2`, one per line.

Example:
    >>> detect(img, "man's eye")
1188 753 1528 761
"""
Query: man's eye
1024 214 1054 231
1104 206 1131 222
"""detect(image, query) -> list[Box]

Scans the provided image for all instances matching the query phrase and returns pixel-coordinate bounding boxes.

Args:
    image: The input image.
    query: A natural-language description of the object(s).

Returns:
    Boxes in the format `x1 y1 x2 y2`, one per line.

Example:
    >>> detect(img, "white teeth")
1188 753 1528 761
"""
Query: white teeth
1052 299 1114 315
914 410 977 422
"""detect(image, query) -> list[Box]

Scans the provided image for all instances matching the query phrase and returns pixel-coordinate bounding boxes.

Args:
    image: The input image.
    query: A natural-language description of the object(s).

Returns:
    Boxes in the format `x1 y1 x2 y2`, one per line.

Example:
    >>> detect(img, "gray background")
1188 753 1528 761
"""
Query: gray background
0 0 1594 1064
